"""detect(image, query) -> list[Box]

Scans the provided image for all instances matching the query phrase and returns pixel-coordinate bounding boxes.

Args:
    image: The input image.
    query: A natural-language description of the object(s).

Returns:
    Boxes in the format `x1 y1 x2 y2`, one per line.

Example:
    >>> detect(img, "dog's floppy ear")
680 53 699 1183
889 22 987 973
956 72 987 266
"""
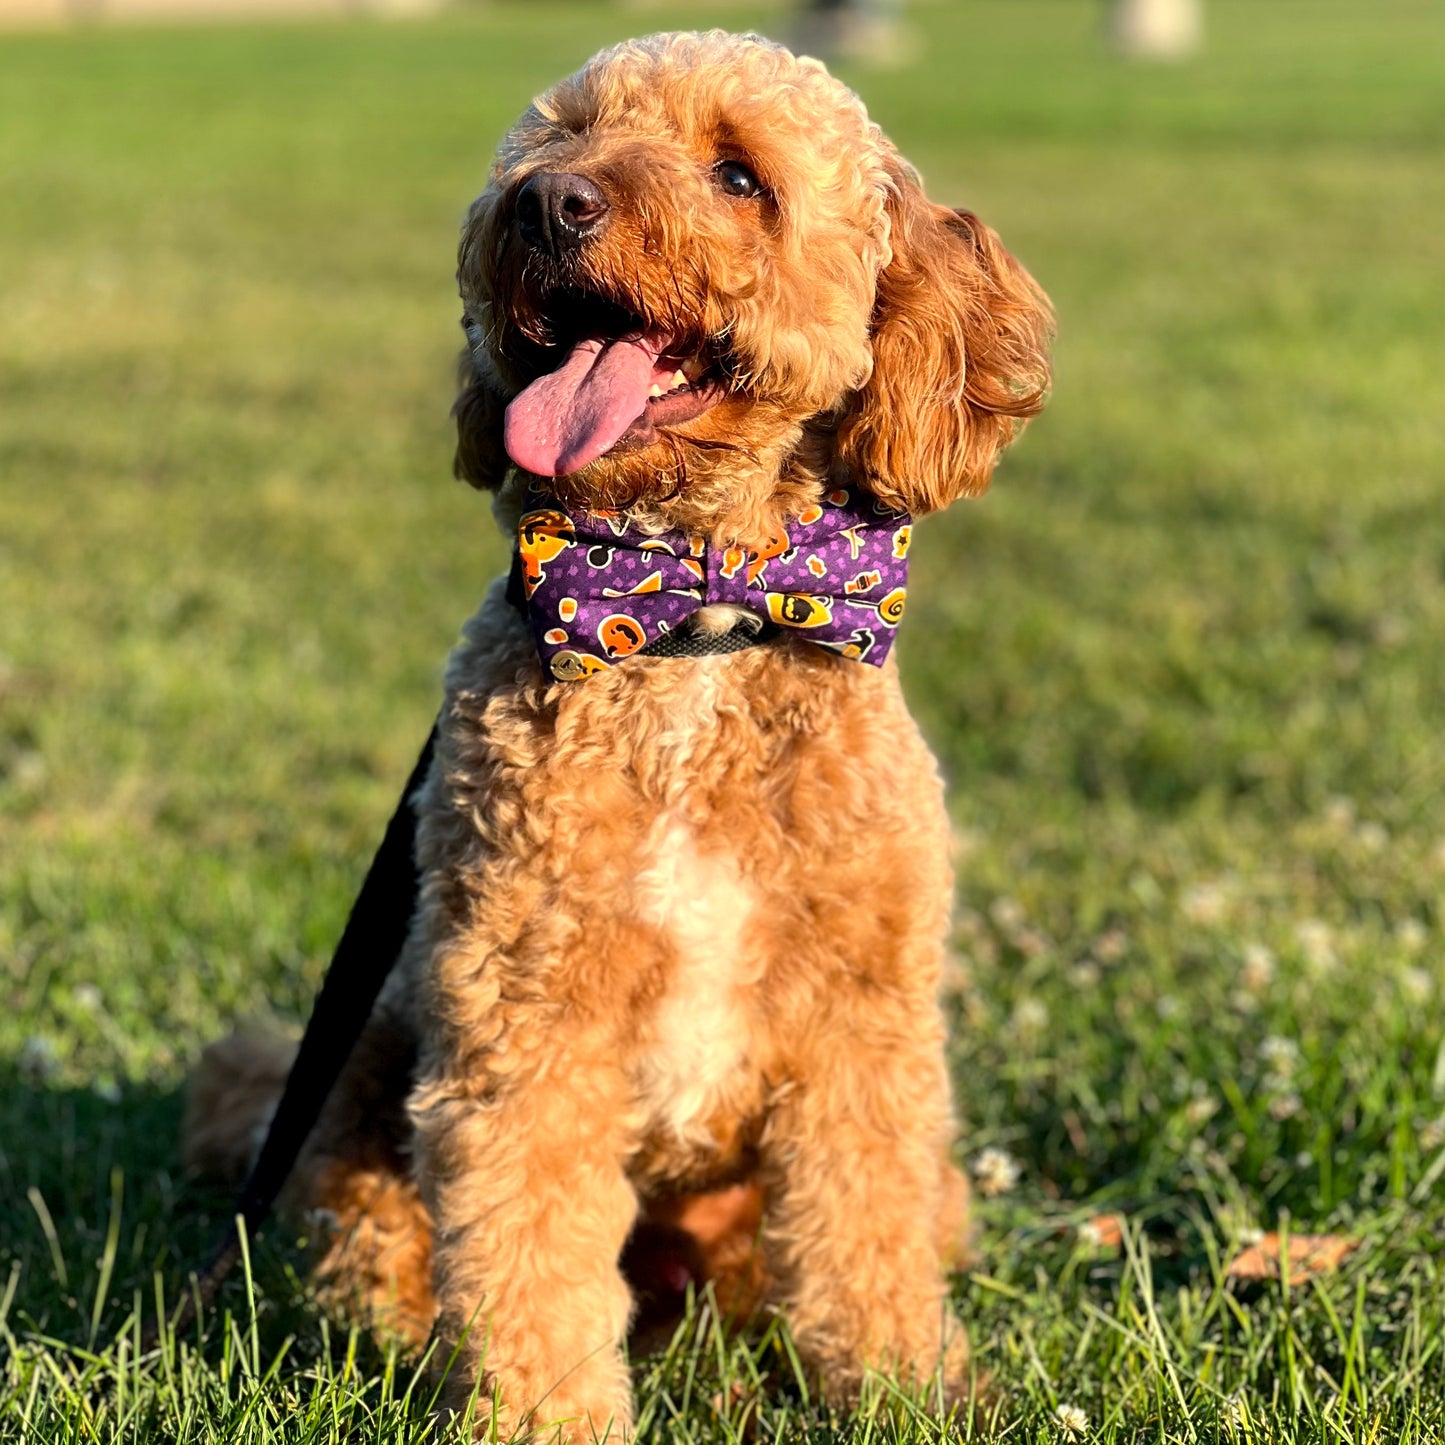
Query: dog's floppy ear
452 335 511 491
836 156 1053 514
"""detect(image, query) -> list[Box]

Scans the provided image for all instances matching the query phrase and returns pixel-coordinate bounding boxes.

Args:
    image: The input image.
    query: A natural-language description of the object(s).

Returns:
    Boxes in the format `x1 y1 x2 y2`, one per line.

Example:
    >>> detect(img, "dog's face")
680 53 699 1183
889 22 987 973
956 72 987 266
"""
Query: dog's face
455 31 1052 533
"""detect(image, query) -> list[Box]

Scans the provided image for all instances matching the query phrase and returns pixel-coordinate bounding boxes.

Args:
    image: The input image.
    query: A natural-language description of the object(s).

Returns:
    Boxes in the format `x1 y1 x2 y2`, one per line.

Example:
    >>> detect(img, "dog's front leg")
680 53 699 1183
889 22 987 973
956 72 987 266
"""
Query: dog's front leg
760 1003 970 1409
410 1023 639 1442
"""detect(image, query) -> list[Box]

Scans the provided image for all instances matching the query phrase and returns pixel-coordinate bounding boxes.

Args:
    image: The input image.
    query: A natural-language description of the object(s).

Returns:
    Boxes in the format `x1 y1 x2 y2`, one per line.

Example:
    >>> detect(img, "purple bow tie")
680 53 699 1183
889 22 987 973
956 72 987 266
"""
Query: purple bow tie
515 483 912 682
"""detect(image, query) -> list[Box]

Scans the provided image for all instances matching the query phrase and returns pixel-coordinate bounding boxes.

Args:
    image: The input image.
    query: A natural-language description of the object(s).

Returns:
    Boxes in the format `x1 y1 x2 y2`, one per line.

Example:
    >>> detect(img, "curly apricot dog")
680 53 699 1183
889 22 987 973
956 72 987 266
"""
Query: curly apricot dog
185 29 1051 1439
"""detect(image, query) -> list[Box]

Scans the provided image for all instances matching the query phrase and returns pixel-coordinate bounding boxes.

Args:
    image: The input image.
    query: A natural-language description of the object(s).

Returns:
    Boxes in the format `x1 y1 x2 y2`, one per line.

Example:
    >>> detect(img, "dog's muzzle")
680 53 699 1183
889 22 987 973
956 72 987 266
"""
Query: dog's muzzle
515 172 610 257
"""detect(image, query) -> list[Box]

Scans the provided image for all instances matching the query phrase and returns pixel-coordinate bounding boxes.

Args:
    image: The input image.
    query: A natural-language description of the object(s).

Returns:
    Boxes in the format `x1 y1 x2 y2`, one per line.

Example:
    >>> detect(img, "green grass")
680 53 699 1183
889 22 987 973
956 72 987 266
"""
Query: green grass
4 0 1445 1437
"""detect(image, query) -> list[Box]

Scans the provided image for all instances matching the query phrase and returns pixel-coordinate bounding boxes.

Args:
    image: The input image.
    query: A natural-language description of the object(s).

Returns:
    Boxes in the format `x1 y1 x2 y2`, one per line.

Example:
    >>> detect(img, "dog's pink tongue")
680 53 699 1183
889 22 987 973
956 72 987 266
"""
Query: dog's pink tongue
504 333 664 477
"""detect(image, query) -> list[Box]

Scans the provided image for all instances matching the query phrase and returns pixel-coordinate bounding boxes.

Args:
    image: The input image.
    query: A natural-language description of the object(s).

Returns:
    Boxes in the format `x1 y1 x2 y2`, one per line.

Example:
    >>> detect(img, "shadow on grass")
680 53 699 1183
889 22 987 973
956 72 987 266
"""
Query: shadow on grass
0 1067 705 1384
0 1068 337 1361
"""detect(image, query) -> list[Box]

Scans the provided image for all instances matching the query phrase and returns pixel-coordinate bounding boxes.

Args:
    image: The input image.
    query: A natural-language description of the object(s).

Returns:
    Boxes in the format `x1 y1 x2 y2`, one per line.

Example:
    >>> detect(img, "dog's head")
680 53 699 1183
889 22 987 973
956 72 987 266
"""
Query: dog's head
455 31 1052 533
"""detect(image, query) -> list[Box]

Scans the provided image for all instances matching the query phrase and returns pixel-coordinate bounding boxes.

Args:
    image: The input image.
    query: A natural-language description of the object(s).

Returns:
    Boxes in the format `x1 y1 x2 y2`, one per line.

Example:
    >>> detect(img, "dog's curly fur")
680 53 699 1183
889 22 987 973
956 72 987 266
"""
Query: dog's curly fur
184 30 1051 1439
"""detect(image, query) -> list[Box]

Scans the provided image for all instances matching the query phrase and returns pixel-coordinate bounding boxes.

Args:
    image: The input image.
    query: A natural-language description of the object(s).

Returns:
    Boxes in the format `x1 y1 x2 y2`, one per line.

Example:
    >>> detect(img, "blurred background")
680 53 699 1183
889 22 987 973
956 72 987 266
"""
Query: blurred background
3 0 1445 1431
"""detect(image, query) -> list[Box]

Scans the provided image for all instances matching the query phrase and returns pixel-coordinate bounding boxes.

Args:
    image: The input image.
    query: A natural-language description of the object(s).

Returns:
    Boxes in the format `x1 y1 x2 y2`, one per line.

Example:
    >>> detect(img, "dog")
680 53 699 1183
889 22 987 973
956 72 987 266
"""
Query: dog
184 29 1051 1439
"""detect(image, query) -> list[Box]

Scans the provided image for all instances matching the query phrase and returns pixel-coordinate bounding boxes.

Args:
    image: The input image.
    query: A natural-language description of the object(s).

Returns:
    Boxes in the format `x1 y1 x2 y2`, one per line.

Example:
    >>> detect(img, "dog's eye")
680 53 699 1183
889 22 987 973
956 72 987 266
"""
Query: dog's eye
713 159 763 200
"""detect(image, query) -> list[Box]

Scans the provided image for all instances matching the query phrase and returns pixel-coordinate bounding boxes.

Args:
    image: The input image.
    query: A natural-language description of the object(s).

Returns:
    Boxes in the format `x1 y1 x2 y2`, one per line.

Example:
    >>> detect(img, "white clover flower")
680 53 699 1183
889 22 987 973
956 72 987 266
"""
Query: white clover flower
989 896 1027 936
1069 958 1102 989
1268 1092 1303 1122
1015 928 1053 959
1402 968 1433 1004
73 983 104 1012
1419 1117 1445 1152
1012 998 1049 1036
19 1035 59 1080
1356 821 1389 853
1185 1094 1219 1127
972 1146 1022 1198
1258 1036 1302 1077
1323 796 1356 831
1054 1403 1088 1438
1239 942 1276 993
1182 881 1228 926
1396 918 1429 955
1295 919 1337 972
1093 927 1129 962
11 749 46 789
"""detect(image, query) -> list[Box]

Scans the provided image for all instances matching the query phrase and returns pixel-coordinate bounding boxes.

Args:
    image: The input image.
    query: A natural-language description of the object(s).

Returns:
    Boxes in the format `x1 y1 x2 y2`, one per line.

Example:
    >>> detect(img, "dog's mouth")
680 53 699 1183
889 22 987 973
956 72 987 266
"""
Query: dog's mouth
503 290 727 478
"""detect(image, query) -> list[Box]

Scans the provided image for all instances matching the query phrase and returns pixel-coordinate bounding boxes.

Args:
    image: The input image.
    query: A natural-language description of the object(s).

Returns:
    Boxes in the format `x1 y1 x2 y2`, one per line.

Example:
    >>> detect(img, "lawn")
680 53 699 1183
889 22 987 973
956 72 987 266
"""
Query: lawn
3 0 1445 1438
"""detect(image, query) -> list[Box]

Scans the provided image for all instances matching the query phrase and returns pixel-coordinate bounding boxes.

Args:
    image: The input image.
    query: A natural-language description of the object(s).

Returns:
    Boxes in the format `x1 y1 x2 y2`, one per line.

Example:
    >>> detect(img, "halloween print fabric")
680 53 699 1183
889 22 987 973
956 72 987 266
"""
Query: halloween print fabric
516 482 913 682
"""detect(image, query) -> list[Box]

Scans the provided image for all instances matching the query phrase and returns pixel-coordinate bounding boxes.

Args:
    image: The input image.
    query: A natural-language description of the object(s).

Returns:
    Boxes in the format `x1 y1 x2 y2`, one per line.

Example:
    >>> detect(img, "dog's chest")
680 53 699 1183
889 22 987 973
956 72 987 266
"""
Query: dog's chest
632 816 759 1145
626 664 764 1146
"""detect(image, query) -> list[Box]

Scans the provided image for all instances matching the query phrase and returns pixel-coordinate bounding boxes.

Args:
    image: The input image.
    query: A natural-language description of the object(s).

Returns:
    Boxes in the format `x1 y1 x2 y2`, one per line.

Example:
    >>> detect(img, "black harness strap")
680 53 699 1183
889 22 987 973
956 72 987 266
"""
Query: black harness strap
156 724 436 1346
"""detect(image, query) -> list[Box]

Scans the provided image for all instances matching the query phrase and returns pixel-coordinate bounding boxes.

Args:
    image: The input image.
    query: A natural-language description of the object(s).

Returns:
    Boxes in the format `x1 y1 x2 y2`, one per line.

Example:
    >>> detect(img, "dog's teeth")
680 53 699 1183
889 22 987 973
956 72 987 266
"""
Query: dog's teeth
648 384 664 398
671 370 688 388
682 356 707 382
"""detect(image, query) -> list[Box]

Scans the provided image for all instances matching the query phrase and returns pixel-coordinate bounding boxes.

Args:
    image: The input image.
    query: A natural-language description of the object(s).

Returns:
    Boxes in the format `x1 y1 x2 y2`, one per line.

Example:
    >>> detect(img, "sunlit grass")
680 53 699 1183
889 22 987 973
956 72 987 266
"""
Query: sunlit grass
3 0 1445 1438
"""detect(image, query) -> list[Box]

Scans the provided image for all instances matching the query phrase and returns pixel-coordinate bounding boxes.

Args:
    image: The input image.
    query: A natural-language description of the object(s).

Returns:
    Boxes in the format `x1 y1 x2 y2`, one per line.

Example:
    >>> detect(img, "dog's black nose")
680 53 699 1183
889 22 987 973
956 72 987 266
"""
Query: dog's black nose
515 172 610 256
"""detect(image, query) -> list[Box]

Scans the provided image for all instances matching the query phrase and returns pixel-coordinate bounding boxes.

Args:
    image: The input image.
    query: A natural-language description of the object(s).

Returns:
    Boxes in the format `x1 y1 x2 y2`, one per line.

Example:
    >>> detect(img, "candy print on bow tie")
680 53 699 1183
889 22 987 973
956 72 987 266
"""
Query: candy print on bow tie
516 483 913 682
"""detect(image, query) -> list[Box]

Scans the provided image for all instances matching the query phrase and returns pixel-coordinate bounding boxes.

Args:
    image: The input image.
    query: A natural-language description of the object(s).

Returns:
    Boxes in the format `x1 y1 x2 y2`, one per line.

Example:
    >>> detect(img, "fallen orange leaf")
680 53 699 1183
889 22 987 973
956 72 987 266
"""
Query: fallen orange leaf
1225 1232 1359 1283
1078 1213 1125 1249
